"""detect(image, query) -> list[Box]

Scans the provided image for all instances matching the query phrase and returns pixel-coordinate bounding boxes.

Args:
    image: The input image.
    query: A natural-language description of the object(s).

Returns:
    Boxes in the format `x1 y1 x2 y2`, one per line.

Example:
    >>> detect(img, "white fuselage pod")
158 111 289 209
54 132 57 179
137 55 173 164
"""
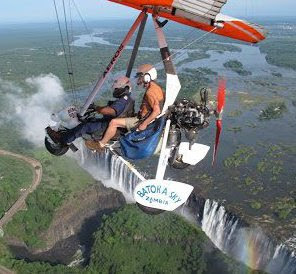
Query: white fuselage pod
51 105 80 129
134 179 194 211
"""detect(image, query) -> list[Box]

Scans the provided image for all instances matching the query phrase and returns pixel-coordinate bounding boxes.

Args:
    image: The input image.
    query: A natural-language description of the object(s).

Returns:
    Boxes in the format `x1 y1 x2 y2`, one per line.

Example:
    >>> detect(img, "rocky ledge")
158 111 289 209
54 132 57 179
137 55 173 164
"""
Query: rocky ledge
7 182 125 264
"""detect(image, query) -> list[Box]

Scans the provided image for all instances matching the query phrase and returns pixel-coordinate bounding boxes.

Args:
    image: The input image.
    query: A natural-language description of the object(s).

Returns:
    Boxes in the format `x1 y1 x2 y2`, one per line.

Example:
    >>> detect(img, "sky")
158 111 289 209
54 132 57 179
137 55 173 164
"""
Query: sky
0 0 295 23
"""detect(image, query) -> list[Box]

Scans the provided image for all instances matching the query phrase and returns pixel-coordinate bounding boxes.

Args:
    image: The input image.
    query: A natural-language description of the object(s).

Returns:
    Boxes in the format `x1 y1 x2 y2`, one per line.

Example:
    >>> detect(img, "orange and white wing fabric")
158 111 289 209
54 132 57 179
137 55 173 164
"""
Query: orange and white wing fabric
109 0 267 43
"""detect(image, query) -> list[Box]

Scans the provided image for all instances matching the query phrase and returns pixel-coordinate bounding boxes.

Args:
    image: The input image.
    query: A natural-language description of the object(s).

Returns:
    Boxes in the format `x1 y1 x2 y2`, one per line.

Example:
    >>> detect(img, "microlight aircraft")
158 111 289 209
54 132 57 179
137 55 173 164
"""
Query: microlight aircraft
45 0 266 213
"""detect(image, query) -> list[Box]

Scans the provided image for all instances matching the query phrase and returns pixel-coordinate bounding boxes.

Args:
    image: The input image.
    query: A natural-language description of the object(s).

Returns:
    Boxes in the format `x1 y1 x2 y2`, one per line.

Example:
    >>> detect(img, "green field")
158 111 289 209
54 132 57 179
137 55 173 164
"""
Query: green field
0 205 257 274
4 150 97 247
0 156 33 218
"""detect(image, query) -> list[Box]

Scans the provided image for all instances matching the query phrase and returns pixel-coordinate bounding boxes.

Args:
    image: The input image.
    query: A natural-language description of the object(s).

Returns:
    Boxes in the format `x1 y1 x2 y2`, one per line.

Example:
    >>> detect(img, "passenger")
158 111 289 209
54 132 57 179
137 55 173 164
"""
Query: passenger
94 64 165 151
46 75 134 145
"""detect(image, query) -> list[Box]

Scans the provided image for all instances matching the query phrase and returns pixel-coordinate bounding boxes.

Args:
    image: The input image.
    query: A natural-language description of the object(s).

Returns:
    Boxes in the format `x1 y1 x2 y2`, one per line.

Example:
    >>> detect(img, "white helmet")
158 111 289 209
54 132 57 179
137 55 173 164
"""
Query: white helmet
136 64 157 83
112 75 131 98
112 75 131 90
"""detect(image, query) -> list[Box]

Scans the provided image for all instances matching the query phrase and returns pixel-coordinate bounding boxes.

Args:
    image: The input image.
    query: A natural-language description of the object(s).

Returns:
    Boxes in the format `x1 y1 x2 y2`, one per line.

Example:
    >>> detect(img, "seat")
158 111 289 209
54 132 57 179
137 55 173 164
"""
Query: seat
120 116 166 160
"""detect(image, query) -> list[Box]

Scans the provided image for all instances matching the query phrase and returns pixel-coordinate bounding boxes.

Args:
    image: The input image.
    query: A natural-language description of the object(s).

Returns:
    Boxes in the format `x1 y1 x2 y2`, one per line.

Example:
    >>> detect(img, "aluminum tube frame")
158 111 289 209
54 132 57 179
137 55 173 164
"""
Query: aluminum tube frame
152 16 181 114
80 11 147 116
126 13 148 78
155 119 171 181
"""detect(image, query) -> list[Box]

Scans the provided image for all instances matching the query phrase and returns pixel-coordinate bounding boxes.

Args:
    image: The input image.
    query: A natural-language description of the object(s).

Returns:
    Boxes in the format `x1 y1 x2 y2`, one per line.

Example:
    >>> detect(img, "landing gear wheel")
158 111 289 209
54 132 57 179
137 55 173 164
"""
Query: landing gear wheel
170 158 190 169
136 203 164 215
169 147 190 170
44 137 69 156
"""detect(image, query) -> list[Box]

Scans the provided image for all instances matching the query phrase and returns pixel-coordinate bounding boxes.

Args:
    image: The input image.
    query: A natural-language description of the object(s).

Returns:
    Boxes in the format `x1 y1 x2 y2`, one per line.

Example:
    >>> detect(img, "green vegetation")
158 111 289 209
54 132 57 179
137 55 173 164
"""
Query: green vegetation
244 177 255 186
259 101 287 120
0 156 33 218
224 146 256 168
0 254 84 274
187 51 210 61
256 144 284 182
5 186 64 247
195 67 218 76
250 200 262 210
260 37 296 71
178 73 209 99
0 234 84 273
0 25 160 91
0 205 257 274
0 120 34 154
236 92 264 109
223 60 251 76
90 205 207 273
89 205 255 274
272 198 296 220
177 68 214 98
195 173 214 183
232 175 263 196
4 150 96 247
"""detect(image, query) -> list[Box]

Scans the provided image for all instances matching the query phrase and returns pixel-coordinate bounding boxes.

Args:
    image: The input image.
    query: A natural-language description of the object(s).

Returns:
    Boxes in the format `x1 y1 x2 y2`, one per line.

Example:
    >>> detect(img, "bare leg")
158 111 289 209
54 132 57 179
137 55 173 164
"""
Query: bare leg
100 118 127 145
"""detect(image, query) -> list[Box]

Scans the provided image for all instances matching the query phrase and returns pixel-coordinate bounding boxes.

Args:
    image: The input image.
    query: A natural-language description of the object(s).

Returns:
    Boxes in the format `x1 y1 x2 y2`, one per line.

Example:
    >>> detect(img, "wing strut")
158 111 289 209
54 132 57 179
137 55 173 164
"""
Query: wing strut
80 10 147 116
153 16 181 114
126 13 148 78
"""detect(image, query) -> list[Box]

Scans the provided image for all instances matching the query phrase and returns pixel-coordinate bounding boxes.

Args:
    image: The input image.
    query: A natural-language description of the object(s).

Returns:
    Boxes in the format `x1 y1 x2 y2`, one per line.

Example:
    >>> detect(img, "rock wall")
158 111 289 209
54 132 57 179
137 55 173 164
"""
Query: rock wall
8 182 125 263
41 183 125 251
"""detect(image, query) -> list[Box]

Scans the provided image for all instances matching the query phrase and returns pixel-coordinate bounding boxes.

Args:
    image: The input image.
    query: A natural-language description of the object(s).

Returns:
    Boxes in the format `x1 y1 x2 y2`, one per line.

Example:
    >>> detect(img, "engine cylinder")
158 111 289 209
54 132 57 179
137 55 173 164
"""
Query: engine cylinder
167 127 181 147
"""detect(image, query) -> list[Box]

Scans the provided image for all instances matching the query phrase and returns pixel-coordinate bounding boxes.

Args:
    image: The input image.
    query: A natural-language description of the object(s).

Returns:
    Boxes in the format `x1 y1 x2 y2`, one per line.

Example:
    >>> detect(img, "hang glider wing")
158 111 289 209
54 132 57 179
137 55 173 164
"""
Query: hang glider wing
109 0 266 43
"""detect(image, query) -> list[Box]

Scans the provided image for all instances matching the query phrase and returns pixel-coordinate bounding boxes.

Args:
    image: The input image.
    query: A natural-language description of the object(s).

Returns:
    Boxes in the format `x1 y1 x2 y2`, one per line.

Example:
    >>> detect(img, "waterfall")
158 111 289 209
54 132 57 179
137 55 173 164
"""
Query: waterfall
78 146 141 202
196 198 296 273
77 145 296 274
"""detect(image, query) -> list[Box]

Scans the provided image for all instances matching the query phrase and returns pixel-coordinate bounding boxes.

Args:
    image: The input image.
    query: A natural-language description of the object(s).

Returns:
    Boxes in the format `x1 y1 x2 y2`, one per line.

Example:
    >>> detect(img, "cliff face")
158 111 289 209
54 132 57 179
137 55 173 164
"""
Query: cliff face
41 183 125 251
7 182 125 262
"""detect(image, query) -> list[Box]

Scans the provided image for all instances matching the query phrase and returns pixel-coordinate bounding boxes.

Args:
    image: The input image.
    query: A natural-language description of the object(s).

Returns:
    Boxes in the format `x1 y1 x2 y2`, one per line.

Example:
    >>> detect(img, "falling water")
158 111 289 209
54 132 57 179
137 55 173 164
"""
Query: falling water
77 146 296 274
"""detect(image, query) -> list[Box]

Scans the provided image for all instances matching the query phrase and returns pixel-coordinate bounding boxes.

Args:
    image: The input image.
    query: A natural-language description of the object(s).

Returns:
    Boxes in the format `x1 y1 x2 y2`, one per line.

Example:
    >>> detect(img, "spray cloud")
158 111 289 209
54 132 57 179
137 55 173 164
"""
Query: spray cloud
0 74 66 146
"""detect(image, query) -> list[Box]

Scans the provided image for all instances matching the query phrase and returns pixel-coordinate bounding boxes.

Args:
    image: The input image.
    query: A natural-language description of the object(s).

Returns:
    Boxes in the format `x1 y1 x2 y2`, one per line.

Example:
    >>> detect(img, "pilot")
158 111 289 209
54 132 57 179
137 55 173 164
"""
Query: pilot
92 64 165 151
46 75 134 145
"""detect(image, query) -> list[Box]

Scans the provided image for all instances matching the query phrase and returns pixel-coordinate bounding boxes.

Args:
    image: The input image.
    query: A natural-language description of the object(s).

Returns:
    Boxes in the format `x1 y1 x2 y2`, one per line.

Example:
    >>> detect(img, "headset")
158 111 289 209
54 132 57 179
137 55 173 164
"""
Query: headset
143 73 151 83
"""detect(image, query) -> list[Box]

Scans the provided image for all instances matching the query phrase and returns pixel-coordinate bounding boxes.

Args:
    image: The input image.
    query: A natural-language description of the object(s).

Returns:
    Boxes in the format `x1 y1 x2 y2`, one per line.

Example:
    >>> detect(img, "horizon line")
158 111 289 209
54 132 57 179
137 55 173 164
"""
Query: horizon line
0 15 295 25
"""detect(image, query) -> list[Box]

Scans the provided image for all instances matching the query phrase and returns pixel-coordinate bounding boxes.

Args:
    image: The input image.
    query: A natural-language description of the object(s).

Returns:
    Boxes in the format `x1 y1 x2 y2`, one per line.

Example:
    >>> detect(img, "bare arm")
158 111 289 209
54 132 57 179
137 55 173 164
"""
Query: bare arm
96 106 116 117
138 99 161 130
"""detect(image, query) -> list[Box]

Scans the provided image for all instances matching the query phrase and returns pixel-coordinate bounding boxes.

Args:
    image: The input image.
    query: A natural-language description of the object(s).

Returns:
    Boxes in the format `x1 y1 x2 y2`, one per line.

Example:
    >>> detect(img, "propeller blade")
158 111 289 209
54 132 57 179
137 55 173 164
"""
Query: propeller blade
216 78 226 115
212 78 226 165
212 119 222 165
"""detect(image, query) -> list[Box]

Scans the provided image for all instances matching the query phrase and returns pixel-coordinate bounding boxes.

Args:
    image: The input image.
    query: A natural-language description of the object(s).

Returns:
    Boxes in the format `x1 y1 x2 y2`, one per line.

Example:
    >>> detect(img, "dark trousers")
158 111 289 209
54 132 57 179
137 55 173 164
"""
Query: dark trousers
62 119 108 143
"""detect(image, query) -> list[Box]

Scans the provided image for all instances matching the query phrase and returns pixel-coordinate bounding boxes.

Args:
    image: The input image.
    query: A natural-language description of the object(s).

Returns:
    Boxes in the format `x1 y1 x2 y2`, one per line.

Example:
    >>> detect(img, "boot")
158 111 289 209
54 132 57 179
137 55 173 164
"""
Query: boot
46 127 64 144
85 140 105 152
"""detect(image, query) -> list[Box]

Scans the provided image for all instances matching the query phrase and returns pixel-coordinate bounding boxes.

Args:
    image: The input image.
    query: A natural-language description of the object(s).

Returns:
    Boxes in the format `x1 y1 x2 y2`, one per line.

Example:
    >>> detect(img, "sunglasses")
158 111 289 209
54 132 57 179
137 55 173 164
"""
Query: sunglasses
135 72 144 78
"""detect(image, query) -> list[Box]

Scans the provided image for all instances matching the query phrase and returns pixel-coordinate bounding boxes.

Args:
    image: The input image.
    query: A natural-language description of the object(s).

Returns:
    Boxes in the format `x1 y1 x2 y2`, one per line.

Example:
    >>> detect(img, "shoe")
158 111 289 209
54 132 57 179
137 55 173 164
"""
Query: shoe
46 127 63 144
85 140 105 152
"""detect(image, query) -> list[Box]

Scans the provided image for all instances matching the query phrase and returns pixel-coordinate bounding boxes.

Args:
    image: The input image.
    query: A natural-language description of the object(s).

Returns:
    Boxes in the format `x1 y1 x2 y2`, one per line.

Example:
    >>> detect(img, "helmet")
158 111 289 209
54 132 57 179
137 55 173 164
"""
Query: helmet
136 64 157 83
112 76 131 98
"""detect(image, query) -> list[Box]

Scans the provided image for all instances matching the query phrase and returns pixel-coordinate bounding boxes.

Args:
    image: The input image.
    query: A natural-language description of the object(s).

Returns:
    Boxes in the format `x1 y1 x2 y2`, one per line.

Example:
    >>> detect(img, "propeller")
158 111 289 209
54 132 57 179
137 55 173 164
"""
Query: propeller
212 78 226 166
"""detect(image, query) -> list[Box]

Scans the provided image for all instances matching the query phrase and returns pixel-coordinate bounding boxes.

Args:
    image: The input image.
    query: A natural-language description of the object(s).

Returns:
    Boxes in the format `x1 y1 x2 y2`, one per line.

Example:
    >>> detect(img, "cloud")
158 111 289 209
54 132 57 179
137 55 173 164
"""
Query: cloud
1 74 66 146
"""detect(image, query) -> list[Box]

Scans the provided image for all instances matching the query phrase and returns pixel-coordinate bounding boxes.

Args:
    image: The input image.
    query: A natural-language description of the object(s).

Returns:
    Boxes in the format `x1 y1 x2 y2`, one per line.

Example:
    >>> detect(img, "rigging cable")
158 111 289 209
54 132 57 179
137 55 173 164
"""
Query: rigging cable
52 0 78 106
71 0 99 102
62 0 78 106
71 0 94 44
154 27 218 68
67 0 79 104
68 0 80 106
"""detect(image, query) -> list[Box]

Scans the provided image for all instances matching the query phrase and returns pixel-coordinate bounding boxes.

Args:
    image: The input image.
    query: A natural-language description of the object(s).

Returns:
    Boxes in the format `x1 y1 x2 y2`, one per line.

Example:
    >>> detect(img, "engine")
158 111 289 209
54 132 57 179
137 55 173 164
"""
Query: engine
167 89 211 169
